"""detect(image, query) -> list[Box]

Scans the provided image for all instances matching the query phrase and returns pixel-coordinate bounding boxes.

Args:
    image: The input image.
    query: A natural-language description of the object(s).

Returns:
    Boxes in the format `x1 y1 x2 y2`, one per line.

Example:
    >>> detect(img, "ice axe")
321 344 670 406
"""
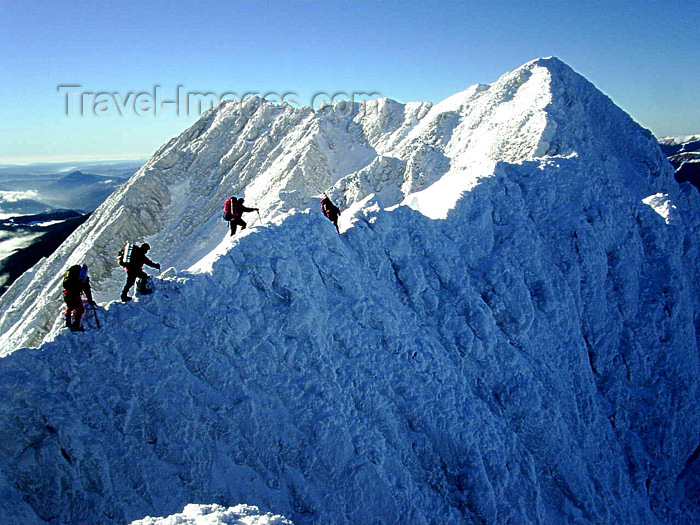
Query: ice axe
90 303 100 329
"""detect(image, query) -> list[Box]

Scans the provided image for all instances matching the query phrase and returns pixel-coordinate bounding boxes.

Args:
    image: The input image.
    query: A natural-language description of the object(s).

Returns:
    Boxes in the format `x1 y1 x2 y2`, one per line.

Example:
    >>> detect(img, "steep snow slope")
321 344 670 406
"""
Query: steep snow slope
0 57 698 523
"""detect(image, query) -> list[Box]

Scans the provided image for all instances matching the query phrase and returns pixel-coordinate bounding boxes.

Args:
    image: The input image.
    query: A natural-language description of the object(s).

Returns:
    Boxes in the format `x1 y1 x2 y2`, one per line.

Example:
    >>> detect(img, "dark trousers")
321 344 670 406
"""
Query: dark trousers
122 269 148 297
326 212 339 232
63 294 84 328
229 216 247 235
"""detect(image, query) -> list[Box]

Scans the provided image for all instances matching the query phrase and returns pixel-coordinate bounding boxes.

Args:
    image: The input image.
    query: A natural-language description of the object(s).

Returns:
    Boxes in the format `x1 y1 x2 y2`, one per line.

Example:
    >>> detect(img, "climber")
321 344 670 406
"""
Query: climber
62 264 95 332
120 243 160 302
225 197 259 236
320 194 341 233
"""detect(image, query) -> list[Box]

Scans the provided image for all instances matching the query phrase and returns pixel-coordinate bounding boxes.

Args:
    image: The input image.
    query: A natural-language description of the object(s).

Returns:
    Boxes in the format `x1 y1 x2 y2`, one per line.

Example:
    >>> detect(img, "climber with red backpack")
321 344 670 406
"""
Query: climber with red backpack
320 194 341 233
223 196 259 236
62 264 95 332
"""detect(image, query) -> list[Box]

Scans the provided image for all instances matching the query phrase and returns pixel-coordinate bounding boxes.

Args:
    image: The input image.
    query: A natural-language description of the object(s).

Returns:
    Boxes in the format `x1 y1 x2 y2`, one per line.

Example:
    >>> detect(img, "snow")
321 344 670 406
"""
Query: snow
131 504 291 524
0 57 698 524
21 219 67 227
658 134 700 145
400 165 487 220
642 193 679 224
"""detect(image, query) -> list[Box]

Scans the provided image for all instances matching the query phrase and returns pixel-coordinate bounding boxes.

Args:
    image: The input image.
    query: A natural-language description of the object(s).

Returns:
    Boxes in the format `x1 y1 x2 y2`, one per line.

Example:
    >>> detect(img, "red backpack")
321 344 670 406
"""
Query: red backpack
223 197 235 221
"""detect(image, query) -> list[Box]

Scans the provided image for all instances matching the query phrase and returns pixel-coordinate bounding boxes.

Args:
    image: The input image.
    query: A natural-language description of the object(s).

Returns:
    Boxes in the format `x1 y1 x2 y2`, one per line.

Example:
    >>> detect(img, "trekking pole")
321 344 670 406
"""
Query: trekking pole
91 303 100 329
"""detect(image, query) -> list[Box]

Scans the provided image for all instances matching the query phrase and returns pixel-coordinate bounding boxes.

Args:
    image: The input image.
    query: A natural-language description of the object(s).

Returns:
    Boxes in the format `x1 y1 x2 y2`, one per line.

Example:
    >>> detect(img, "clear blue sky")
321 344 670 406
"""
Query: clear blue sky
0 0 697 163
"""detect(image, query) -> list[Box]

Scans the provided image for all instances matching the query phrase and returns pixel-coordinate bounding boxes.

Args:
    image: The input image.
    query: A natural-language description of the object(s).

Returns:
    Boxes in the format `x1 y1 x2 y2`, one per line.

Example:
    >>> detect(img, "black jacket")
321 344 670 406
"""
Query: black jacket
63 278 94 303
127 245 158 272
321 198 340 220
234 201 257 216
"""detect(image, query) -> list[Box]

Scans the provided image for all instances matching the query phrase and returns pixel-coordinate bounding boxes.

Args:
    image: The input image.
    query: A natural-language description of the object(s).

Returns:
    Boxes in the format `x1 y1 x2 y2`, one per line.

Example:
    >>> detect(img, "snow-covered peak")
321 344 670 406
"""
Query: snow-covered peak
658 134 700 146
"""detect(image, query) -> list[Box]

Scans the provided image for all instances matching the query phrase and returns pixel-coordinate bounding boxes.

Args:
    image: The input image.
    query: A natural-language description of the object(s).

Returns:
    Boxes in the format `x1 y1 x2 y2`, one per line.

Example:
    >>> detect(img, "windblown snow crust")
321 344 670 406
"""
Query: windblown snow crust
0 57 698 524
131 503 292 525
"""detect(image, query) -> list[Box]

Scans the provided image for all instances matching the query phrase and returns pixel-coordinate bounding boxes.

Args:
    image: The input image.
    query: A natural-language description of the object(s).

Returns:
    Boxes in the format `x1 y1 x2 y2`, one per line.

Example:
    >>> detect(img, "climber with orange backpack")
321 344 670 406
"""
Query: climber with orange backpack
223 196 259 236
62 264 95 332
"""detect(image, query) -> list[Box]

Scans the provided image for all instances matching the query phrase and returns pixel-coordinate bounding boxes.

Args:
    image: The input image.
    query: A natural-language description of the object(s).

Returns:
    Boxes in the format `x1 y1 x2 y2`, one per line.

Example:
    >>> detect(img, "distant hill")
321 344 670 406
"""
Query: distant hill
658 135 700 156
41 170 124 211
0 159 143 178
46 170 113 188
658 135 700 189
0 196 53 217
0 160 141 212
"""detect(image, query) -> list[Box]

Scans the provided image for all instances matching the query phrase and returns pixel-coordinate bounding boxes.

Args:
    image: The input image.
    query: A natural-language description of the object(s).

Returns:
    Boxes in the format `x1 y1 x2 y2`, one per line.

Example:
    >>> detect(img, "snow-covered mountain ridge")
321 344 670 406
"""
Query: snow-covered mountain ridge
0 56 669 353
0 57 698 523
